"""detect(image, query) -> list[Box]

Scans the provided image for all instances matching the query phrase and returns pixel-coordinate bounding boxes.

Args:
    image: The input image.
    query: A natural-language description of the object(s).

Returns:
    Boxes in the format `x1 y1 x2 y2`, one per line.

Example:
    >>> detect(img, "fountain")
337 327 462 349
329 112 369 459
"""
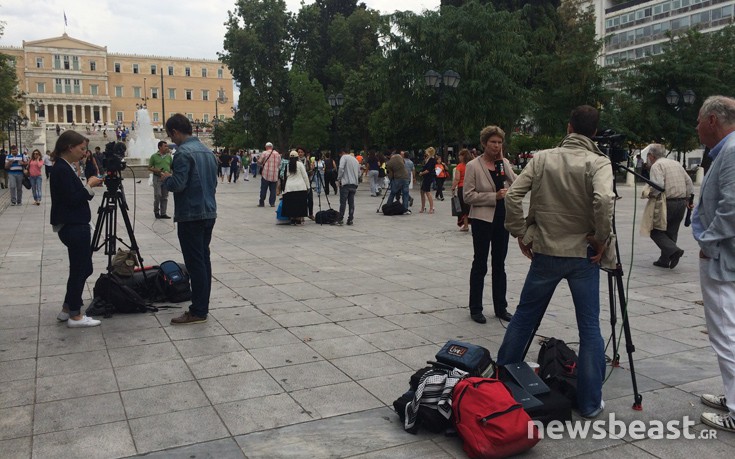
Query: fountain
126 108 160 165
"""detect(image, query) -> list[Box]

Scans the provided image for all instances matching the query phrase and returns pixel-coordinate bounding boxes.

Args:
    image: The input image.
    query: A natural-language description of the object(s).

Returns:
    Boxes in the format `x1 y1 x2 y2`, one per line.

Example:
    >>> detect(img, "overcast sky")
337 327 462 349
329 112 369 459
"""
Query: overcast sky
1 0 437 59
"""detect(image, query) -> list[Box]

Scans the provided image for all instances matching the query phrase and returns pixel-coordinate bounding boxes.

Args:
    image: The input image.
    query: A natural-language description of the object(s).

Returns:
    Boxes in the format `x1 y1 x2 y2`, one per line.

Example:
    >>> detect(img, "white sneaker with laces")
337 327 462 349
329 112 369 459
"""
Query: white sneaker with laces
57 311 70 321
701 412 735 433
701 394 728 411
67 315 101 328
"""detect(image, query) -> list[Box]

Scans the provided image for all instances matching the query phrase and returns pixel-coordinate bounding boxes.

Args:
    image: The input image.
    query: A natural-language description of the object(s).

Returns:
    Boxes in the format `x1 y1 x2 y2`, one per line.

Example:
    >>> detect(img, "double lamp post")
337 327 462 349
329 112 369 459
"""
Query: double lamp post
425 69 460 161
665 88 696 165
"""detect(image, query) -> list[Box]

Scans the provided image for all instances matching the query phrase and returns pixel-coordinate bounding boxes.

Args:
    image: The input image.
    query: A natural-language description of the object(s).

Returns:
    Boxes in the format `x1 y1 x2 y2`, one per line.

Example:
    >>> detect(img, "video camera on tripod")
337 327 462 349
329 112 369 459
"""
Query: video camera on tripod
592 129 628 164
101 141 127 191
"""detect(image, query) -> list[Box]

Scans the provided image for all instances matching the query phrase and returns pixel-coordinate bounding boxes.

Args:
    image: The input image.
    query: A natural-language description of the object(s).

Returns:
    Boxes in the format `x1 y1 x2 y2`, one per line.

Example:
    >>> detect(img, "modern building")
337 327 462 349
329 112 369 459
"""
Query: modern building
586 0 735 67
0 33 234 128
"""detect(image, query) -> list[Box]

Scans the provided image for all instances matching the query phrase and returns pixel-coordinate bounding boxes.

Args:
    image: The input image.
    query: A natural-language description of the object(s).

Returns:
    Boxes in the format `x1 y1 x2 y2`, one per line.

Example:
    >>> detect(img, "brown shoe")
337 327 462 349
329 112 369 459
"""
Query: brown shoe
170 311 207 325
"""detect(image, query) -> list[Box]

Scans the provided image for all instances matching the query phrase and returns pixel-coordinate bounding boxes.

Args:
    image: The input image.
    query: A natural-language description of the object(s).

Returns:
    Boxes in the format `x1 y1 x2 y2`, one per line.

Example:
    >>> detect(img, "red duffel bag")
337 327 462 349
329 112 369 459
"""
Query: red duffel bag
453 377 540 459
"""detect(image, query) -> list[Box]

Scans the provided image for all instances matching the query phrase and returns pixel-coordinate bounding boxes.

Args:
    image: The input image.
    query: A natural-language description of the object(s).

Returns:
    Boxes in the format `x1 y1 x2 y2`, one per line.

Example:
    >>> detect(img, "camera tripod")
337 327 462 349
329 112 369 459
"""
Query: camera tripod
91 174 146 273
312 168 337 225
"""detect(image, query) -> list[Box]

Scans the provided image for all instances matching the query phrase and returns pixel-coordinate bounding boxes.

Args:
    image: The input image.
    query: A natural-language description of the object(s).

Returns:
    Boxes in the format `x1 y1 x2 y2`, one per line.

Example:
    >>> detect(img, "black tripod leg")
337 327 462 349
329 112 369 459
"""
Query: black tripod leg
116 192 144 268
376 180 391 213
607 271 620 367
613 265 643 410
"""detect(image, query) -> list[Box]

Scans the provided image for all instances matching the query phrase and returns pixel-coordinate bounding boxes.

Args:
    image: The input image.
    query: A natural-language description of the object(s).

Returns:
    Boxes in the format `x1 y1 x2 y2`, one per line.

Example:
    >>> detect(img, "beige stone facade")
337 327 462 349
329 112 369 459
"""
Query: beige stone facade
1 33 234 128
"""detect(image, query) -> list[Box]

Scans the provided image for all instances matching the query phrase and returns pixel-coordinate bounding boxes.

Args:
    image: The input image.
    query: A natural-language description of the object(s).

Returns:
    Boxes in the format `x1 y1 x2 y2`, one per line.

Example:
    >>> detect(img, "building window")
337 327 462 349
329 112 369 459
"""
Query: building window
187 113 193 121
72 56 79 70
202 89 209 101
153 112 159 122
36 57 43 68
185 90 193 100
185 67 191 77
64 79 72 94
133 64 139 74
151 88 158 99
151 64 157 75
168 65 174 76
90 61 96 71
54 55 61 69
114 62 121 73
73 79 81 94
91 84 98 96
116 112 124 122
169 88 176 99
218 68 223 79
203 114 209 122
133 87 141 98
115 86 123 97
63 55 70 70
37 82 45 93
201 67 208 78
55 78 62 93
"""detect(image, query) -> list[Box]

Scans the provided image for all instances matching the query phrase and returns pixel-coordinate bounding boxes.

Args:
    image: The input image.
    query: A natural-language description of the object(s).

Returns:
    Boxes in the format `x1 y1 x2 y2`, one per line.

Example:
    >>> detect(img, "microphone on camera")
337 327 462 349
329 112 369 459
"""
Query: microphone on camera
495 160 505 176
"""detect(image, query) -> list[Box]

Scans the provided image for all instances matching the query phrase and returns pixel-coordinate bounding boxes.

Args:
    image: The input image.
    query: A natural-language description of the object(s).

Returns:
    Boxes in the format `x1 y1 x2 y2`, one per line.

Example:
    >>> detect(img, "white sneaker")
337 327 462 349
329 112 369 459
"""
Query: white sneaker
701 394 728 411
67 315 101 328
701 412 735 433
57 310 70 321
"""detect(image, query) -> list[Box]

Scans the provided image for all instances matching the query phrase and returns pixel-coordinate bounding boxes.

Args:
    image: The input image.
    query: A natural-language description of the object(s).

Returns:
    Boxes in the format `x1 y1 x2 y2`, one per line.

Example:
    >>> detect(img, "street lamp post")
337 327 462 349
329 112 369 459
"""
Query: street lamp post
142 78 148 107
194 119 201 137
5 114 30 152
666 88 696 165
214 87 228 122
425 69 460 161
267 106 280 151
30 98 45 121
327 93 345 154
243 113 251 149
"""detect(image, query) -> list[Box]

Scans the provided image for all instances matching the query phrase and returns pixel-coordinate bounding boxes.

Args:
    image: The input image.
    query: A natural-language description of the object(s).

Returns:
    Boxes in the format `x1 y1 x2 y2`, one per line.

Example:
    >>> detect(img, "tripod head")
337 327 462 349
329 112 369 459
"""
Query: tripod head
103 171 124 194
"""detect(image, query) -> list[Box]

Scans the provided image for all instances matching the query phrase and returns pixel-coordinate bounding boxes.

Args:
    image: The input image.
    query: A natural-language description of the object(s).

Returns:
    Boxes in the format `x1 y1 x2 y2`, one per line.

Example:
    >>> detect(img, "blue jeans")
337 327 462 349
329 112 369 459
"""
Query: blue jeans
496 250 605 416
30 176 43 202
259 178 277 206
177 219 215 318
387 179 410 211
58 224 94 316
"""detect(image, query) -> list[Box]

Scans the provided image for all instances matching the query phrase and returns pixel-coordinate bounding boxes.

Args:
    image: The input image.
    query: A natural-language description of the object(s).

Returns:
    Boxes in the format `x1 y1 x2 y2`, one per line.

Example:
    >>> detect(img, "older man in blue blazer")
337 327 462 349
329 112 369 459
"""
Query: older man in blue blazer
693 95 735 433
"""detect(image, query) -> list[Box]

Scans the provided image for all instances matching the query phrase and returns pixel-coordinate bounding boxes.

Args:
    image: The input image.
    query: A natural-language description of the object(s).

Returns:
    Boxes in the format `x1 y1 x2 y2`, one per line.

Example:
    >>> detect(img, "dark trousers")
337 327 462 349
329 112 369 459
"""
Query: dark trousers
339 184 357 222
435 178 446 199
259 178 277 206
58 224 94 316
177 219 215 318
307 187 314 217
325 172 338 195
45 165 52 179
651 198 687 262
469 218 510 316
230 167 239 183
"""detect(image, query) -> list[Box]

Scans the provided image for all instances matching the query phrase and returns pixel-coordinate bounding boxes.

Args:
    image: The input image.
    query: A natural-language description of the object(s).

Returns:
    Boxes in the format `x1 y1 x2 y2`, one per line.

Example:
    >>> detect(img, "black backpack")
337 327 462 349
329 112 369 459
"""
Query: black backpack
90 273 153 317
382 201 406 216
315 209 340 224
537 338 578 407
156 260 191 303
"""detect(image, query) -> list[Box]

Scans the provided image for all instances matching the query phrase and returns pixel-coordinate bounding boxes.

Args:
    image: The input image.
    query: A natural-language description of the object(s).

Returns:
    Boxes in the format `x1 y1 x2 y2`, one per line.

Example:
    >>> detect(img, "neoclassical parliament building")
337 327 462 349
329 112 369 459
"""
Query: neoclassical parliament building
1 34 235 128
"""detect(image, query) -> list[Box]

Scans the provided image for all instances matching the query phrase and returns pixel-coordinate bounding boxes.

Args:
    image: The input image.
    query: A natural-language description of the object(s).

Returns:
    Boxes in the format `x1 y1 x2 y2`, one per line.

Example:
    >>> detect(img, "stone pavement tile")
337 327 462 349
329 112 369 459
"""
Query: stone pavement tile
249 342 323 369
408 323 479 344
121 381 210 419
0 437 31 459
571 444 656 459
385 312 448 329
235 407 419 457
270 310 330 328
332 352 411 380
302 296 356 311
36 368 118 403
199 370 283 404
363 329 433 351
0 379 35 409
37 350 111 378
319 305 377 322
162 320 230 341
629 331 696 356
306 335 380 359
255 300 312 316
339 317 401 335
268 361 351 392
103 325 169 349
32 421 136 459
633 428 734 458
186 350 262 379
0 405 32 440
239 285 295 304
94 313 162 332
402 296 459 314
128 406 230 454
0 326 37 344
314 279 379 297
521 435 626 458
653 326 711 348
36 332 107 357
33 392 125 434
676 375 724 397
635 347 720 386
37 322 102 341
215 393 315 436
108 341 180 368
273 282 336 301
601 367 666 402
0 358 36 382
387 344 444 370
232 328 301 350
114 359 193 391
350 440 454 459
358 371 415 405
214 312 281 334
174 334 244 358
290 381 383 418
0 338 37 362
288 322 354 341
130 438 246 459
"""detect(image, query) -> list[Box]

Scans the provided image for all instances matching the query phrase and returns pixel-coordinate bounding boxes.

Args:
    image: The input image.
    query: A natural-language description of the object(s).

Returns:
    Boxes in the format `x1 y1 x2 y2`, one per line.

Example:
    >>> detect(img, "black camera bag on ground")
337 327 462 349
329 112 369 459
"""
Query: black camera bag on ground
381 201 405 216
122 266 162 300
315 209 340 224
435 340 494 376
537 338 579 408
156 260 191 303
89 273 154 317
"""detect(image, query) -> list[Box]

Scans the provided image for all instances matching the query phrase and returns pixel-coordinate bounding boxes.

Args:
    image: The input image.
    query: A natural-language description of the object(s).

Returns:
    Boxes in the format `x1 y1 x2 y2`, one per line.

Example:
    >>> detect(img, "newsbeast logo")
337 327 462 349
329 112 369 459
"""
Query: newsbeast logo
529 415 717 440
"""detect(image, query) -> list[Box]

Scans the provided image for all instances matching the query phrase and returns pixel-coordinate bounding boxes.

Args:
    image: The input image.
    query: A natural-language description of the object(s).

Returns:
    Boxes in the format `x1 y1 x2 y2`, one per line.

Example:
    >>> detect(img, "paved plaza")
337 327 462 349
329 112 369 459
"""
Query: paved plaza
0 175 733 458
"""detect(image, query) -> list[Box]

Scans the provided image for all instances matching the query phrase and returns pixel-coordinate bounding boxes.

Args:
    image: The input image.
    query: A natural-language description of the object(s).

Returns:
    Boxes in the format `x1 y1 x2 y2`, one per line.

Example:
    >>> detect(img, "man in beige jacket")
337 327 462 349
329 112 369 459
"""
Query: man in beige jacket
496 105 615 418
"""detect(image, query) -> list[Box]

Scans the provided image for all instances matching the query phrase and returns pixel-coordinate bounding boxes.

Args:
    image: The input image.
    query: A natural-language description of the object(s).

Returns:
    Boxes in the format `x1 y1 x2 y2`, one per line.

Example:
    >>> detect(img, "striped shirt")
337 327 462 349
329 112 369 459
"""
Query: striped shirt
258 149 281 182
649 157 693 199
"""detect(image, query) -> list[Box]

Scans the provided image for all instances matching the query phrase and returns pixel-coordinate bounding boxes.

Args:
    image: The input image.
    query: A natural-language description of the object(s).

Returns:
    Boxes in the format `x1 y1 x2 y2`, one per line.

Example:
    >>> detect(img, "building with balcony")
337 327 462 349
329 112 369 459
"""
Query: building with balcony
1 33 234 128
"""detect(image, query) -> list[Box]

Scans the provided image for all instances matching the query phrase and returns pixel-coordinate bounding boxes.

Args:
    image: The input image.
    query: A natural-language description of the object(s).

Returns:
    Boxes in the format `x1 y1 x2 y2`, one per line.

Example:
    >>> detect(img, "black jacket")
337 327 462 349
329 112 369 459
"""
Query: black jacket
50 159 93 226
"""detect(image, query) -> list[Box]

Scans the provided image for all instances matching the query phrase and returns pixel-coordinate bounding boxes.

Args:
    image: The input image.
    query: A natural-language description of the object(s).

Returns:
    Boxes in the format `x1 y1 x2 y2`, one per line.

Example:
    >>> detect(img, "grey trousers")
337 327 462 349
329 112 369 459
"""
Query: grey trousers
651 198 687 262
152 175 169 216
7 173 23 204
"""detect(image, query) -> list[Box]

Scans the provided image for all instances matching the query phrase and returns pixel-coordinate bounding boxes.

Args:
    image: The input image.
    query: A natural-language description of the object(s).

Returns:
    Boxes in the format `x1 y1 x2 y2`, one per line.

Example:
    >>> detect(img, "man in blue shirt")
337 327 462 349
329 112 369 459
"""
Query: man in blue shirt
160 114 218 325
692 95 735 434
4 145 28 205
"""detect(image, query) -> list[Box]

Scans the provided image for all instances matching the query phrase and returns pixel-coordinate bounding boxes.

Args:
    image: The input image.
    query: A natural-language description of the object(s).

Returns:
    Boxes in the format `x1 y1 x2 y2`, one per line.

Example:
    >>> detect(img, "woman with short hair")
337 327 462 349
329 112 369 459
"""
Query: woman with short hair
418 147 436 213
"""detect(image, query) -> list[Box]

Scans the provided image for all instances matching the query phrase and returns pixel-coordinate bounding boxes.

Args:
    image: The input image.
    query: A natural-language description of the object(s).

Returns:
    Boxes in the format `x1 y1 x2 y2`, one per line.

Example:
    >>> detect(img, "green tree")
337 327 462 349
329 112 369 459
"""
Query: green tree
288 70 331 149
0 18 21 126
